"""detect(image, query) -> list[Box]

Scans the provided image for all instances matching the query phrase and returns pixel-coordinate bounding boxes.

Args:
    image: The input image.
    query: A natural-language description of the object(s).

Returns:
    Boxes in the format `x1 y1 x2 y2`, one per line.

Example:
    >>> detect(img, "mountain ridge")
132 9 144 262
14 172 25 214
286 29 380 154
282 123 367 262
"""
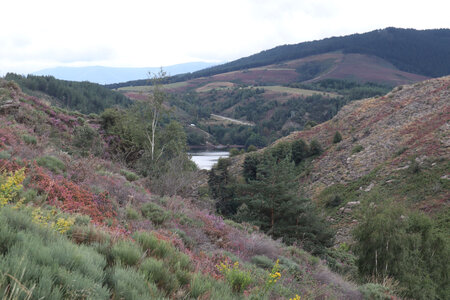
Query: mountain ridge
33 62 218 84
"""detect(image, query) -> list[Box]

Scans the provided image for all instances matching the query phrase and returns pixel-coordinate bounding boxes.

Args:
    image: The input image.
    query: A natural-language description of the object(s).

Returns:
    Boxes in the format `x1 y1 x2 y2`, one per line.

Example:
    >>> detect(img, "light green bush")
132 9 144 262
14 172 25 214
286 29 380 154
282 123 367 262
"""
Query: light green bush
141 202 170 225
36 155 66 174
111 240 142 266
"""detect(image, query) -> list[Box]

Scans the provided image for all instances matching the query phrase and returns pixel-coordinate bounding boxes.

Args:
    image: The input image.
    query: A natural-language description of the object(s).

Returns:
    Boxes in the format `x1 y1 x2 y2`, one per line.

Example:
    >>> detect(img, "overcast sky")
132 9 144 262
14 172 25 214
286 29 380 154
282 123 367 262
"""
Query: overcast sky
1 0 449 75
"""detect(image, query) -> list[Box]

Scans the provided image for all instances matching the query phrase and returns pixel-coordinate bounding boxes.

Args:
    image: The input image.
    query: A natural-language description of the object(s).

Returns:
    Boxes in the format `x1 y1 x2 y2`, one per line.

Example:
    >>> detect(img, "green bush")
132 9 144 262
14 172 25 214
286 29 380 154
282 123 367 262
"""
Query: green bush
0 207 109 299
358 283 391 300
333 131 342 143
133 231 174 259
36 155 66 174
229 148 240 157
140 257 179 294
352 145 364 154
0 151 11 160
141 202 170 225
111 265 162 300
309 139 323 156
190 273 213 299
251 255 273 269
22 134 37 145
247 145 257 152
120 169 139 182
111 240 142 266
126 206 140 220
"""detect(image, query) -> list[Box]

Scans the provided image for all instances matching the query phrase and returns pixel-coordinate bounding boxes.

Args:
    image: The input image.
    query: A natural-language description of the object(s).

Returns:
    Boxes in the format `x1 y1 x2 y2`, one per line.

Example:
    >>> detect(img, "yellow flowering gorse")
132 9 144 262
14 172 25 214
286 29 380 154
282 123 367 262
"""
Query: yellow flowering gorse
32 207 75 234
0 168 25 207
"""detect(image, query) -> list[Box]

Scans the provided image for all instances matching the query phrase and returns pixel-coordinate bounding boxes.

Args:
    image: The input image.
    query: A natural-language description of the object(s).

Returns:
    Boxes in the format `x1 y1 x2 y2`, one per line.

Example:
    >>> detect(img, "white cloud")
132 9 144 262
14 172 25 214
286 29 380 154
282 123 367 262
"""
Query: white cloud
0 0 449 75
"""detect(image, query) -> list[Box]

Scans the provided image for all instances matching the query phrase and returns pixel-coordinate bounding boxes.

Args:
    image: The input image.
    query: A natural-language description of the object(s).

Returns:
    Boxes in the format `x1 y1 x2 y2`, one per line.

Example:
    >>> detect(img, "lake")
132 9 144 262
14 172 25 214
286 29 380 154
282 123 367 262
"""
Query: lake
189 150 229 170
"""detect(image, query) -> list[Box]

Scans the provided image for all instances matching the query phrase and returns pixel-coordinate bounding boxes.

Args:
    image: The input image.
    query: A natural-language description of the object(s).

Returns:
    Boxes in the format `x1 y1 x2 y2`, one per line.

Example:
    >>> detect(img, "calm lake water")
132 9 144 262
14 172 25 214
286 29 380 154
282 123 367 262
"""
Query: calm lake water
189 150 229 170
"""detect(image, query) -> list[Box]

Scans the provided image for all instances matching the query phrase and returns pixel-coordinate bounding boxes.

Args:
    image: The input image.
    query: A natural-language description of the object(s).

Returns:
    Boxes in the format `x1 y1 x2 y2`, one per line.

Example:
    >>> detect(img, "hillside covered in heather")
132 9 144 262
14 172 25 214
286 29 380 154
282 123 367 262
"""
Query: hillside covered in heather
0 78 372 299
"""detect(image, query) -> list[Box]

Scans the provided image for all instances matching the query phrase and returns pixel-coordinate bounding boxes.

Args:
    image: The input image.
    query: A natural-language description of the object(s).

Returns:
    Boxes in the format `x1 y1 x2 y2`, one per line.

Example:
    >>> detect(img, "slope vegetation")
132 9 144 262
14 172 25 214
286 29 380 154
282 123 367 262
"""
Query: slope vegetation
0 80 367 298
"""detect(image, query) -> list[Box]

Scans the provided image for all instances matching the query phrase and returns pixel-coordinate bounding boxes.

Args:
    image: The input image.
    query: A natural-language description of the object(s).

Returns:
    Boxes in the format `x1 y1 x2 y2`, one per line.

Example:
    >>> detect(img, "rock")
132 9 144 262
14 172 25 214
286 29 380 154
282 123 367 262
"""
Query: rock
346 201 360 207
364 183 374 192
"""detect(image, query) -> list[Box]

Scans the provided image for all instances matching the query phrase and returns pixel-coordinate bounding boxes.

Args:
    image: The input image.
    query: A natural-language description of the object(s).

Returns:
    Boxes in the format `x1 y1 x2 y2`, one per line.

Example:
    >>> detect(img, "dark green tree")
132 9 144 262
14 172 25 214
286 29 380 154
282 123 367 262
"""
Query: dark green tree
291 139 309 165
333 131 342 143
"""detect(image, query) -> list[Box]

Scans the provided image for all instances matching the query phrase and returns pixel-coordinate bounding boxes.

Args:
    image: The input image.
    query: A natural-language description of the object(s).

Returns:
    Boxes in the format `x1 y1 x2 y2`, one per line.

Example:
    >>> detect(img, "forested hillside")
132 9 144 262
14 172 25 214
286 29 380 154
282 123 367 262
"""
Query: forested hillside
5 73 131 114
108 27 450 89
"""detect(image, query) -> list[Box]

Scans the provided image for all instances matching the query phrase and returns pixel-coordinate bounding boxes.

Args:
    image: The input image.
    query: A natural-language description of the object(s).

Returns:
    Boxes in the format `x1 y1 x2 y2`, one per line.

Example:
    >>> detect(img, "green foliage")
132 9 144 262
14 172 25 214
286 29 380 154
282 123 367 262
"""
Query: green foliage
133 231 173 260
353 203 450 299
325 195 342 208
22 134 37 145
36 155 66 174
0 207 109 299
140 257 179 294
140 202 170 225
251 255 274 269
5 73 131 114
309 139 323 156
291 139 309 165
111 265 162 300
333 131 342 143
237 154 334 254
120 169 139 182
352 144 364 154
217 261 252 293
72 125 102 156
209 158 239 215
229 148 240 157
111 240 142 267
126 206 140 220
0 151 11 160
246 145 257 152
190 273 213 299
358 283 391 300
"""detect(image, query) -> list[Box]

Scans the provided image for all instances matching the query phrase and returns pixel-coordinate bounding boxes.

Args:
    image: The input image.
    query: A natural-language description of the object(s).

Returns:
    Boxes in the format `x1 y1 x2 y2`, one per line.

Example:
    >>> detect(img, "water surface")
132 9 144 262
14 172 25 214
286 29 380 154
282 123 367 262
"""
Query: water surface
189 150 229 170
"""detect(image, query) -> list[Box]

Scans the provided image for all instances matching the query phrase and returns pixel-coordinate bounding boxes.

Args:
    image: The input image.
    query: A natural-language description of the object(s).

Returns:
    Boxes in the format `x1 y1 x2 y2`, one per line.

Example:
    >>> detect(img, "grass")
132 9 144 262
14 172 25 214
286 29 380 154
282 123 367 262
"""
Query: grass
261 85 338 97
117 81 188 93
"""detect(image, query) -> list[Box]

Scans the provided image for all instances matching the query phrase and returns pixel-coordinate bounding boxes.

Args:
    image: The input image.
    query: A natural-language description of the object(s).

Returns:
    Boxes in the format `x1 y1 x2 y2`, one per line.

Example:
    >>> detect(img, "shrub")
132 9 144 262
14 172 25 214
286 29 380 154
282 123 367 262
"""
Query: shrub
358 283 391 300
333 131 342 143
352 145 364 154
190 273 213 299
247 145 257 152
229 148 240 157
133 231 174 259
22 134 37 145
217 261 252 293
126 206 140 220
141 202 170 225
111 240 142 266
111 266 161 300
309 139 323 156
36 155 66 174
120 169 139 182
0 151 11 160
251 255 273 269
0 207 109 299
140 257 179 294
325 195 342 208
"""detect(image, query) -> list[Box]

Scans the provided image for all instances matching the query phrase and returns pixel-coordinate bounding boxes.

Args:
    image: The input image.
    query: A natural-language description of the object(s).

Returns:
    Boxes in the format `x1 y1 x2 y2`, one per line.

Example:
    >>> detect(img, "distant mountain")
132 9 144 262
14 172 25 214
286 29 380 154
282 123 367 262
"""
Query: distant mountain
33 62 218 84
109 27 449 89
190 27 450 79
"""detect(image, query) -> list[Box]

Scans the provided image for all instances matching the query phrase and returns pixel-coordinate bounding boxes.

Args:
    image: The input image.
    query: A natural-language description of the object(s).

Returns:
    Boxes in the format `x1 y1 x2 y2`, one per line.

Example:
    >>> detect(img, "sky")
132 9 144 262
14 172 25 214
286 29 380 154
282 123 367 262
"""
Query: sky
1 0 449 75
